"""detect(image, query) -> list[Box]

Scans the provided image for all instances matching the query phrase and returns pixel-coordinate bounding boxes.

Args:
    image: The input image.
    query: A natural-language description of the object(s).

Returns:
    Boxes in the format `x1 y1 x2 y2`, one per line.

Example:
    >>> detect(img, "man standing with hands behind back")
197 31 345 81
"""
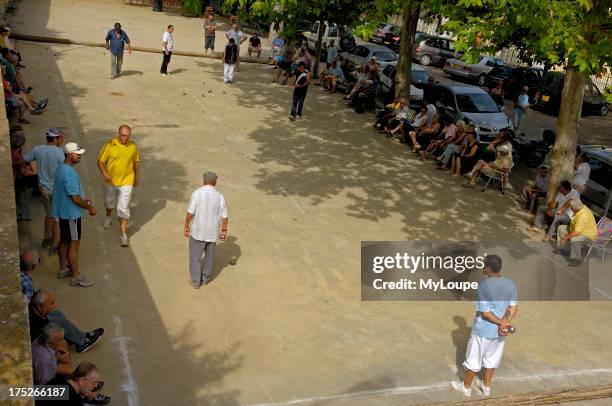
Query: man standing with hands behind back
105 22 131 79
97 125 140 247
160 25 174 76
184 172 229 289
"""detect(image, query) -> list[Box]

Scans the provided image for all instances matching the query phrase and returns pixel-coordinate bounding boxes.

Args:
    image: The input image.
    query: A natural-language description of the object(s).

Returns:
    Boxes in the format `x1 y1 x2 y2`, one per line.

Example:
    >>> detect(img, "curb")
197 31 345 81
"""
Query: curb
11 33 273 66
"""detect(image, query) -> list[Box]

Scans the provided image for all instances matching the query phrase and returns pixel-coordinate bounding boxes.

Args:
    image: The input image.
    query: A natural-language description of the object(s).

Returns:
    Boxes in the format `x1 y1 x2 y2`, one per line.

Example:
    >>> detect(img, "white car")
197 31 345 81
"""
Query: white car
443 56 507 86
340 44 398 68
379 62 426 105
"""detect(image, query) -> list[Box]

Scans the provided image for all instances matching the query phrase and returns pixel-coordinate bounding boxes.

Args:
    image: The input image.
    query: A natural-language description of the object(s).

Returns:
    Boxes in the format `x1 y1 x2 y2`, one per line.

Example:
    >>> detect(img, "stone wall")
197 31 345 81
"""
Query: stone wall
0 26 34 406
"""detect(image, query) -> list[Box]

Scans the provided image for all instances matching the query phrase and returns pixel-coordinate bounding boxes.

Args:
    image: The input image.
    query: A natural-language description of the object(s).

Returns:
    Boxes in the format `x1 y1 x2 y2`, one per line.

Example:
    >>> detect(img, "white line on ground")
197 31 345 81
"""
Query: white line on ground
246 368 612 406
54 64 140 405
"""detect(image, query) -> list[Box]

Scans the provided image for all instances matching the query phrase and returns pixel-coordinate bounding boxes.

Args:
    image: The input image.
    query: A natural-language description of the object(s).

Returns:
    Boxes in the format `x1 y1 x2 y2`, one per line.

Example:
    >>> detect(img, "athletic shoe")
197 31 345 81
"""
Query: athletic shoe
41 238 51 248
84 393 111 405
38 99 49 109
289 115 296 121
57 268 72 278
103 216 112 229
451 380 471 397
161 73 168 76
85 328 105 340
76 329 103 353
526 226 542 232
476 380 491 397
189 278 201 289
69 275 93 287
120 234 129 247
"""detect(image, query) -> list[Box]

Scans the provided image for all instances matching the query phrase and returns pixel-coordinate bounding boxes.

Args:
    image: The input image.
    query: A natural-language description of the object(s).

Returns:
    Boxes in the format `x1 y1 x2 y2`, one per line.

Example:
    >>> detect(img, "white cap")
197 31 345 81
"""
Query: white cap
64 142 85 155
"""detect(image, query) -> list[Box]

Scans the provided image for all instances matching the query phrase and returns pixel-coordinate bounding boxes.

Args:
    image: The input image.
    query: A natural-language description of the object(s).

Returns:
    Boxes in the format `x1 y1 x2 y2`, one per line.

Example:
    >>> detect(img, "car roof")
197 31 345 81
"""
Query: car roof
437 84 487 94
580 145 612 165
384 61 426 71
420 34 454 41
359 43 397 52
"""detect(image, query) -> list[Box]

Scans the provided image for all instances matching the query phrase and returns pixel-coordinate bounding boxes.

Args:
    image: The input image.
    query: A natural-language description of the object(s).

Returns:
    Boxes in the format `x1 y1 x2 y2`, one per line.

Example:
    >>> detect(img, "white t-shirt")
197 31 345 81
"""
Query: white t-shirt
162 31 174 52
412 112 427 128
226 30 246 46
555 189 580 218
187 185 228 242
573 162 591 187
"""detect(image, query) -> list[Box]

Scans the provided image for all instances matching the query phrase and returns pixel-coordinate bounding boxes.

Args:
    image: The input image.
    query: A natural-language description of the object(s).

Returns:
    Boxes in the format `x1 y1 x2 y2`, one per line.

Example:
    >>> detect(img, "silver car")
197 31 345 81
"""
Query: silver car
443 56 506 86
340 44 397 68
429 84 513 142
578 145 612 216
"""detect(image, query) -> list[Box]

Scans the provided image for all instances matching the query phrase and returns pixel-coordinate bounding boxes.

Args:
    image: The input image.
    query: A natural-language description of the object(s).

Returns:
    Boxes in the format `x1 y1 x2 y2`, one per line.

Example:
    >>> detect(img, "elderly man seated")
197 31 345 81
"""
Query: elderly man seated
32 324 73 385
408 113 441 152
463 139 513 187
322 59 345 93
29 289 104 353
527 180 579 241
522 165 549 211
39 361 110 406
556 199 597 266
247 33 262 58
383 97 413 139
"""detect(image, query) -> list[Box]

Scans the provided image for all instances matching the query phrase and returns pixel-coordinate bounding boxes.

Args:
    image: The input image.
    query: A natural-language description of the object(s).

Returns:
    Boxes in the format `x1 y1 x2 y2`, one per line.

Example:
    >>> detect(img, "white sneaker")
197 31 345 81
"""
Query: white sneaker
451 380 471 397
477 380 491 397
103 216 112 229
120 234 129 247
162 73 168 76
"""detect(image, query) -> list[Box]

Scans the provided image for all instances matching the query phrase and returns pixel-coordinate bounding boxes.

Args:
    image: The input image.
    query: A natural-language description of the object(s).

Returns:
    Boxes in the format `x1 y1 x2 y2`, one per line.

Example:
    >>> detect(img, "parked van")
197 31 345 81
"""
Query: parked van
535 72 608 116
305 21 355 53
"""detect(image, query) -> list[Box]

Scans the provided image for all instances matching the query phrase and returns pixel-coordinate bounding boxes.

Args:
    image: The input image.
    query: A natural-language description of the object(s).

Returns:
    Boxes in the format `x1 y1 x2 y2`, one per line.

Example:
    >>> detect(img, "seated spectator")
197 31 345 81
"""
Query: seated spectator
270 35 284 65
322 59 345 93
20 250 39 300
32 324 73 385
1 27 23 66
383 97 413 138
556 199 597 266
408 113 441 152
463 141 513 187
410 104 428 129
420 115 458 159
11 128 34 220
293 46 312 71
483 128 515 162
435 120 467 169
29 289 104 353
349 70 380 113
374 97 401 130
2 62 46 115
528 180 579 241
451 127 480 176
367 56 380 73
39 362 110 406
521 165 549 211
573 153 591 194
3 66 29 123
247 33 262 58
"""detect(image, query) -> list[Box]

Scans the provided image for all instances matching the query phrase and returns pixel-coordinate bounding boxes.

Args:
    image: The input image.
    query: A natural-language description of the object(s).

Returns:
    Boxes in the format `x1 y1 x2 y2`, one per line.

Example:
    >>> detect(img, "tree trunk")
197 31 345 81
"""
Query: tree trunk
395 0 421 100
546 67 586 202
312 21 326 79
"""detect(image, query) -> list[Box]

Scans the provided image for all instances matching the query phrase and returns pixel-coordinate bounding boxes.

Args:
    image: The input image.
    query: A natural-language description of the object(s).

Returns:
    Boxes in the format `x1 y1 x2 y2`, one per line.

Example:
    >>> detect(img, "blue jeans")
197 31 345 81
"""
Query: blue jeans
48 310 86 346
513 107 526 130
291 90 307 117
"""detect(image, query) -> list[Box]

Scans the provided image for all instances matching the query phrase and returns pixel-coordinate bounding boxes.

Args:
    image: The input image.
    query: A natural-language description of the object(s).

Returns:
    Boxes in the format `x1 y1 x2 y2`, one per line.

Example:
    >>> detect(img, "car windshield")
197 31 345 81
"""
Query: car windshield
412 70 429 83
456 93 500 113
373 50 397 61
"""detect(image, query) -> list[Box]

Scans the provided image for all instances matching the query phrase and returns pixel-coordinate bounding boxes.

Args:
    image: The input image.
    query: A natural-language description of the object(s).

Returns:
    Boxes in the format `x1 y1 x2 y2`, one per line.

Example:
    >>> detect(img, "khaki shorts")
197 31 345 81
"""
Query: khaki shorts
40 185 53 217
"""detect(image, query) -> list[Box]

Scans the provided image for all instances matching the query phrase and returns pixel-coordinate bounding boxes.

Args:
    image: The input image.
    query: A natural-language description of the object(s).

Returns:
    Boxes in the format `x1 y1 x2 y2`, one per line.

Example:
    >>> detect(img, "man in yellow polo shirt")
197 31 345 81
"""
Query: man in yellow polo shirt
97 125 140 247
556 199 597 266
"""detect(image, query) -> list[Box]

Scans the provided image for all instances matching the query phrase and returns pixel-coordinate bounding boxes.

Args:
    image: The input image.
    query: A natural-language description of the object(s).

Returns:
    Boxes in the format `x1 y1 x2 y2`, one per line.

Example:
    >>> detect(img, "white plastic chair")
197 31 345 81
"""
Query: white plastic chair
478 163 514 195
585 217 612 262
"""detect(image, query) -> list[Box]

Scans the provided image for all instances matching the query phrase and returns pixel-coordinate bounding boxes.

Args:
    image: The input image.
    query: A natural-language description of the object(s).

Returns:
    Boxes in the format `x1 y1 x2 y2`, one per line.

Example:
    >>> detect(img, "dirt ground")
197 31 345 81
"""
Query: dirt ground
7 1 612 405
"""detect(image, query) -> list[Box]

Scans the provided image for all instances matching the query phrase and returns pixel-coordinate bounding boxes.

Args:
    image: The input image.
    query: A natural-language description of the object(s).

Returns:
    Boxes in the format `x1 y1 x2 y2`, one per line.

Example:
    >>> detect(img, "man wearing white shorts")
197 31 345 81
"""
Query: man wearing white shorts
97 125 140 247
452 254 518 397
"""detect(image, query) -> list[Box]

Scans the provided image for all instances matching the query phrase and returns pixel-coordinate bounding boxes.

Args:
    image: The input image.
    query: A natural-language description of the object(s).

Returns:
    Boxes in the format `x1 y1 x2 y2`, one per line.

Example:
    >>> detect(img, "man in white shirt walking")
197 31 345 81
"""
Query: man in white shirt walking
184 172 229 288
161 25 174 76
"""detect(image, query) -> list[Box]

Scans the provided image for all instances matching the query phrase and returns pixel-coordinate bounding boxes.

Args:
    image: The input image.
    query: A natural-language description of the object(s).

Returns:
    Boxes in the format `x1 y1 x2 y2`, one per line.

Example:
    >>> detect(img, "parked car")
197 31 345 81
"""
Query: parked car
340 44 398 68
379 62 429 106
484 66 543 102
413 35 461 67
428 84 513 142
295 19 313 44
305 21 355 53
578 145 612 215
370 24 400 44
380 31 427 54
443 56 507 86
535 72 609 116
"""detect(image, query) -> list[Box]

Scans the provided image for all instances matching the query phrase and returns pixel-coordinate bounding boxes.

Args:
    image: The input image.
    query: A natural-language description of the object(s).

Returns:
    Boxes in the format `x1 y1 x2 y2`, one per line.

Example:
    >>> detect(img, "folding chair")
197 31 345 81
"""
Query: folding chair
478 163 514 195
585 217 612 262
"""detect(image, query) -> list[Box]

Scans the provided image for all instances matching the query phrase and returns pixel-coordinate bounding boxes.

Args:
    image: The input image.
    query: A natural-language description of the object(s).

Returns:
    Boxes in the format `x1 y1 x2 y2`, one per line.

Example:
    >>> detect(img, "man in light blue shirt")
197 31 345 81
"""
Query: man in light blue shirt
105 22 131 79
452 254 518 398
52 143 97 288
512 86 530 131
322 59 345 93
326 40 338 68
24 128 67 253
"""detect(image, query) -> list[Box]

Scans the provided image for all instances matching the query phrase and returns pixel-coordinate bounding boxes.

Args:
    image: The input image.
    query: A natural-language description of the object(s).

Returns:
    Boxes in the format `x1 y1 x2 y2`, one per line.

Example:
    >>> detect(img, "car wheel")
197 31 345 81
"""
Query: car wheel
419 54 432 66
477 74 486 87
599 104 609 116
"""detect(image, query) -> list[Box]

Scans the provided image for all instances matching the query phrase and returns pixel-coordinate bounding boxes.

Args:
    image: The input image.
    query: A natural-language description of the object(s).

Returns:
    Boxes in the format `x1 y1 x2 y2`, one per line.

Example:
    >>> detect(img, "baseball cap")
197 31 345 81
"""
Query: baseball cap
47 128 68 138
203 171 218 181
64 142 85 155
